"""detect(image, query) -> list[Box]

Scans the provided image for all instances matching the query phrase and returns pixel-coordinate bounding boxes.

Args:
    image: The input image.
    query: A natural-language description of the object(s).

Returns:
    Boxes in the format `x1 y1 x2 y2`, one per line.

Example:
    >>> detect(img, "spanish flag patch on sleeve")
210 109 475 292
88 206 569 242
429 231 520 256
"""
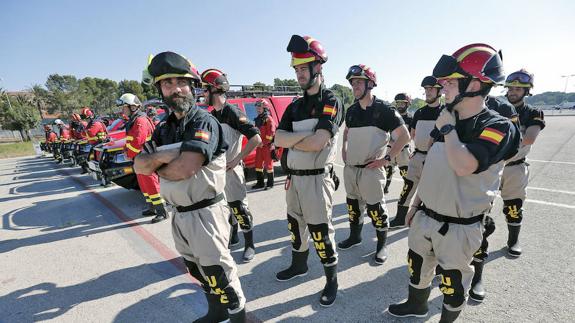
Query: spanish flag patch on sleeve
194 130 210 141
323 104 336 117
479 127 504 145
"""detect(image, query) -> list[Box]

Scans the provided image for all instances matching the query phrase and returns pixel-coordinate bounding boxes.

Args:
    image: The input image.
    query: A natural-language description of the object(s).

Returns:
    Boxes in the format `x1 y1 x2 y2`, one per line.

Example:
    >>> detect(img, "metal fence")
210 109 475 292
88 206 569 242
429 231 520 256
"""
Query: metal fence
0 130 23 143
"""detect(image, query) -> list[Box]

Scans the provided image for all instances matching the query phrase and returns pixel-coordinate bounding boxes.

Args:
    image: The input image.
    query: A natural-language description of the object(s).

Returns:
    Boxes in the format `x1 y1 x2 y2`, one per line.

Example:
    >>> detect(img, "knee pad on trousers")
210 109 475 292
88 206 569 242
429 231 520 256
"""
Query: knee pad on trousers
346 198 361 225
436 265 465 308
504 199 523 224
307 223 336 265
407 249 424 285
474 216 496 262
366 203 387 229
287 214 303 251
229 201 253 231
399 166 409 180
184 258 209 291
398 178 415 206
201 265 241 310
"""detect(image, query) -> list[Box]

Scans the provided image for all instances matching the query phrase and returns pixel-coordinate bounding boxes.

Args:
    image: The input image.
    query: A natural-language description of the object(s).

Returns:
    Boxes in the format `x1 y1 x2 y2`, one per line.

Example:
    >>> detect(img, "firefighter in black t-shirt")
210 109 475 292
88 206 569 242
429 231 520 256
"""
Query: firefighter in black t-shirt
339 64 410 264
384 93 413 194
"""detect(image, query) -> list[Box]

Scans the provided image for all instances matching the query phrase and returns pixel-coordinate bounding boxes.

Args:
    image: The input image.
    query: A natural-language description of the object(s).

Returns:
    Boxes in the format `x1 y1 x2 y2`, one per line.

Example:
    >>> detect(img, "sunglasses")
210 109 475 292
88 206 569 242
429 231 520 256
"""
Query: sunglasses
433 52 503 83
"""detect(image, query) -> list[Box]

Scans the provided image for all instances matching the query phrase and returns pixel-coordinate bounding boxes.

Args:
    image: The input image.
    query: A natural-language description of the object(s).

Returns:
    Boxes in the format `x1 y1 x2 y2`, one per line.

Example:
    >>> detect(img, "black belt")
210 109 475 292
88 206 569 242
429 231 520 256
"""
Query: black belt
286 166 329 176
352 163 369 168
176 193 224 213
419 204 484 235
414 149 427 155
387 145 410 149
506 158 525 167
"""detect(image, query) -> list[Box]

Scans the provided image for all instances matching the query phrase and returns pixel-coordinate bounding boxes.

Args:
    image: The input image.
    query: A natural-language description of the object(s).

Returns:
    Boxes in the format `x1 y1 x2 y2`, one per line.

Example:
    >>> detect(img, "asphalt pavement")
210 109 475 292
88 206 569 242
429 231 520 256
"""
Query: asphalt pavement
1 116 574 323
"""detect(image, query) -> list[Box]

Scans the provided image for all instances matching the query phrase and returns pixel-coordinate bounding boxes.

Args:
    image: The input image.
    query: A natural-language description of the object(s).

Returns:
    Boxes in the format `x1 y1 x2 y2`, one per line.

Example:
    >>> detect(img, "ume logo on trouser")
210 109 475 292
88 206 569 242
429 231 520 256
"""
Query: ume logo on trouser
308 223 336 265
346 198 361 224
202 265 241 309
503 199 523 224
436 266 465 308
229 200 253 231
367 203 387 229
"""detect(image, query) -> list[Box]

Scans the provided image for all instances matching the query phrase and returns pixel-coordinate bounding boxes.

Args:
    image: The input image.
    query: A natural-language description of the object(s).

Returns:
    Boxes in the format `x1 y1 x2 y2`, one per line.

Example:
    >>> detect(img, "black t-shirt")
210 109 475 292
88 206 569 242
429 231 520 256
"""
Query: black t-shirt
152 107 227 165
211 102 260 139
485 96 518 119
432 108 520 173
516 103 546 130
278 86 344 136
345 97 404 132
400 113 412 130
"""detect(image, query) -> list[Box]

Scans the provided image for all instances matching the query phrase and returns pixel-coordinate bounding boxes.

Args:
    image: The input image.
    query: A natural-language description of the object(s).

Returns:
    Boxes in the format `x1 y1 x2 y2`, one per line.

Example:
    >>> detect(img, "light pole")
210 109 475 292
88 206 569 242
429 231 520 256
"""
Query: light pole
560 74 575 108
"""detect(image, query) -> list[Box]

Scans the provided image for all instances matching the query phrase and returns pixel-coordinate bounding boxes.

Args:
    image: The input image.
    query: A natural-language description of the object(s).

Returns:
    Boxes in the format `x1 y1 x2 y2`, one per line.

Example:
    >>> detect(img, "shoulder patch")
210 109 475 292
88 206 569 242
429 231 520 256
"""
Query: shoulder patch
479 127 504 145
194 129 210 142
323 104 336 117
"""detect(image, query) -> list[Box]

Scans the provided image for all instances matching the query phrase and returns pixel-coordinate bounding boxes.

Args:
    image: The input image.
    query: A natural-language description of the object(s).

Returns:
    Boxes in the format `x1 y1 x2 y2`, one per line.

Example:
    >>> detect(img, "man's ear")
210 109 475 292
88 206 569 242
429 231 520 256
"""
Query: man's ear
468 79 482 92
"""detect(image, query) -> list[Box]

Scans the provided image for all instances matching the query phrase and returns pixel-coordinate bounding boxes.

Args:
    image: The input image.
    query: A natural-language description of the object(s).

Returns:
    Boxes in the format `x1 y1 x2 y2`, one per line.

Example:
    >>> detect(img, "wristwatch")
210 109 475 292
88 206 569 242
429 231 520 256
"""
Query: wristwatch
439 124 456 136
383 154 392 162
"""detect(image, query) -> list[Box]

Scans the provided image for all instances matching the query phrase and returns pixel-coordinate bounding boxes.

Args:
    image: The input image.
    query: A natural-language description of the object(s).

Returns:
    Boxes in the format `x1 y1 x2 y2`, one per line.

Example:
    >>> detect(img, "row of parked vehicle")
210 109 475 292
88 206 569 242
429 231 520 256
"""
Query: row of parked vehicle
40 88 298 190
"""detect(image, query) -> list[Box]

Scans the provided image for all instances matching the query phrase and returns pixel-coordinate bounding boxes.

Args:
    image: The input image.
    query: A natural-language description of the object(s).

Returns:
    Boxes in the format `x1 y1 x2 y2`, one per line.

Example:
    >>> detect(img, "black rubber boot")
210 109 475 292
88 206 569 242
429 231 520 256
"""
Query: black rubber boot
251 172 265 189
228 308 246 323
439 306 461 323
388 286 431 318
242 230 255 263
151 204 169 223
193 293 229 323
374 230 389 265
265 172 274 190
320 264 338 307
507 225 522 257
276 250 309 281
469 260 485 302
229 221 240 248
141 203 156 217
390 205 409 229
337 223 363 250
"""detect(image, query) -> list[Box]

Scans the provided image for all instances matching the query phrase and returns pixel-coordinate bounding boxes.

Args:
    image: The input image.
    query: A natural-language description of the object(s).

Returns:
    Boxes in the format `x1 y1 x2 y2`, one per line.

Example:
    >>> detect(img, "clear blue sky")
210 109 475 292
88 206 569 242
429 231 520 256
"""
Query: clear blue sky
1 0 574 102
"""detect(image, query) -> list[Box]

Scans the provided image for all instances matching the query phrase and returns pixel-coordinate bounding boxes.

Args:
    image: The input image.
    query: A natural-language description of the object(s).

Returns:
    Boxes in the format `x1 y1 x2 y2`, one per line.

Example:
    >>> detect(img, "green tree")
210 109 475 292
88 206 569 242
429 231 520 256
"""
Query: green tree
118 80 146 101
0 91 41 141
273 78 299 87
329 84 354 108
141 82 159 100
410 98 426 110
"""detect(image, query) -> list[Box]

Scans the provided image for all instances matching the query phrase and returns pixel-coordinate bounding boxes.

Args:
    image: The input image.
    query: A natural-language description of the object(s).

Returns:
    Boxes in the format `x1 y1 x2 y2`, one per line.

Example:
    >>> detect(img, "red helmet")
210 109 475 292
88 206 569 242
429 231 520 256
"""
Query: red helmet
287 35 328 67
80 107 94 118
201 69 230 92
433 43 505 84
346 64 377 87
505 69 534 88
255 98 271 109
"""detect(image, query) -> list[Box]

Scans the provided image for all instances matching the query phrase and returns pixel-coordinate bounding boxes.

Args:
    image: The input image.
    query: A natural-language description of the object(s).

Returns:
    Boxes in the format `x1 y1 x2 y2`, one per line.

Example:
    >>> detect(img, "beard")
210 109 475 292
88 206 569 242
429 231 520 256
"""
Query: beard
164 92 195 113
506 94 522 104
425 96 438 104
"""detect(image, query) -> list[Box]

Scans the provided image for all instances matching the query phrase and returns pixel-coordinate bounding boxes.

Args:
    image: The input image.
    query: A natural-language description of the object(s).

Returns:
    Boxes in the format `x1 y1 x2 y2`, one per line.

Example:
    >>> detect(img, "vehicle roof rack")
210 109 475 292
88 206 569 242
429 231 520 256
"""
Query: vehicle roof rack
226 84 302 98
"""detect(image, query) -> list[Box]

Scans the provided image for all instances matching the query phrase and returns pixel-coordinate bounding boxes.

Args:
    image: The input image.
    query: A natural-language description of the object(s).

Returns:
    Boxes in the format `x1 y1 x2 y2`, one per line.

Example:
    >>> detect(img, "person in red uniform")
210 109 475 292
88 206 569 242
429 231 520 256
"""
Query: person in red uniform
43 124 58 155
80 107 108 145
251 98 277 190
117 93 170 223
70 113 87 140
54 119 71 163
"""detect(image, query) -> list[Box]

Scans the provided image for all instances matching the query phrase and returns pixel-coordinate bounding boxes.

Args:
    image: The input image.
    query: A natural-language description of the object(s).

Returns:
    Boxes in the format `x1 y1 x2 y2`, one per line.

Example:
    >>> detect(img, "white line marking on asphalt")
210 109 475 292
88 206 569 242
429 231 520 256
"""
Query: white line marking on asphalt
528 159 575 166
526 186 575 195
525 199 575 209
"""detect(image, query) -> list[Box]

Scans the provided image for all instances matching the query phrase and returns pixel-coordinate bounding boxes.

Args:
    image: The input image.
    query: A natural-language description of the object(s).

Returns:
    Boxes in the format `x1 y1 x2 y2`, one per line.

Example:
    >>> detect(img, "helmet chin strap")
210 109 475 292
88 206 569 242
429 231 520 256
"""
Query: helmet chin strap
301 62 320 91
446 78 489 112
